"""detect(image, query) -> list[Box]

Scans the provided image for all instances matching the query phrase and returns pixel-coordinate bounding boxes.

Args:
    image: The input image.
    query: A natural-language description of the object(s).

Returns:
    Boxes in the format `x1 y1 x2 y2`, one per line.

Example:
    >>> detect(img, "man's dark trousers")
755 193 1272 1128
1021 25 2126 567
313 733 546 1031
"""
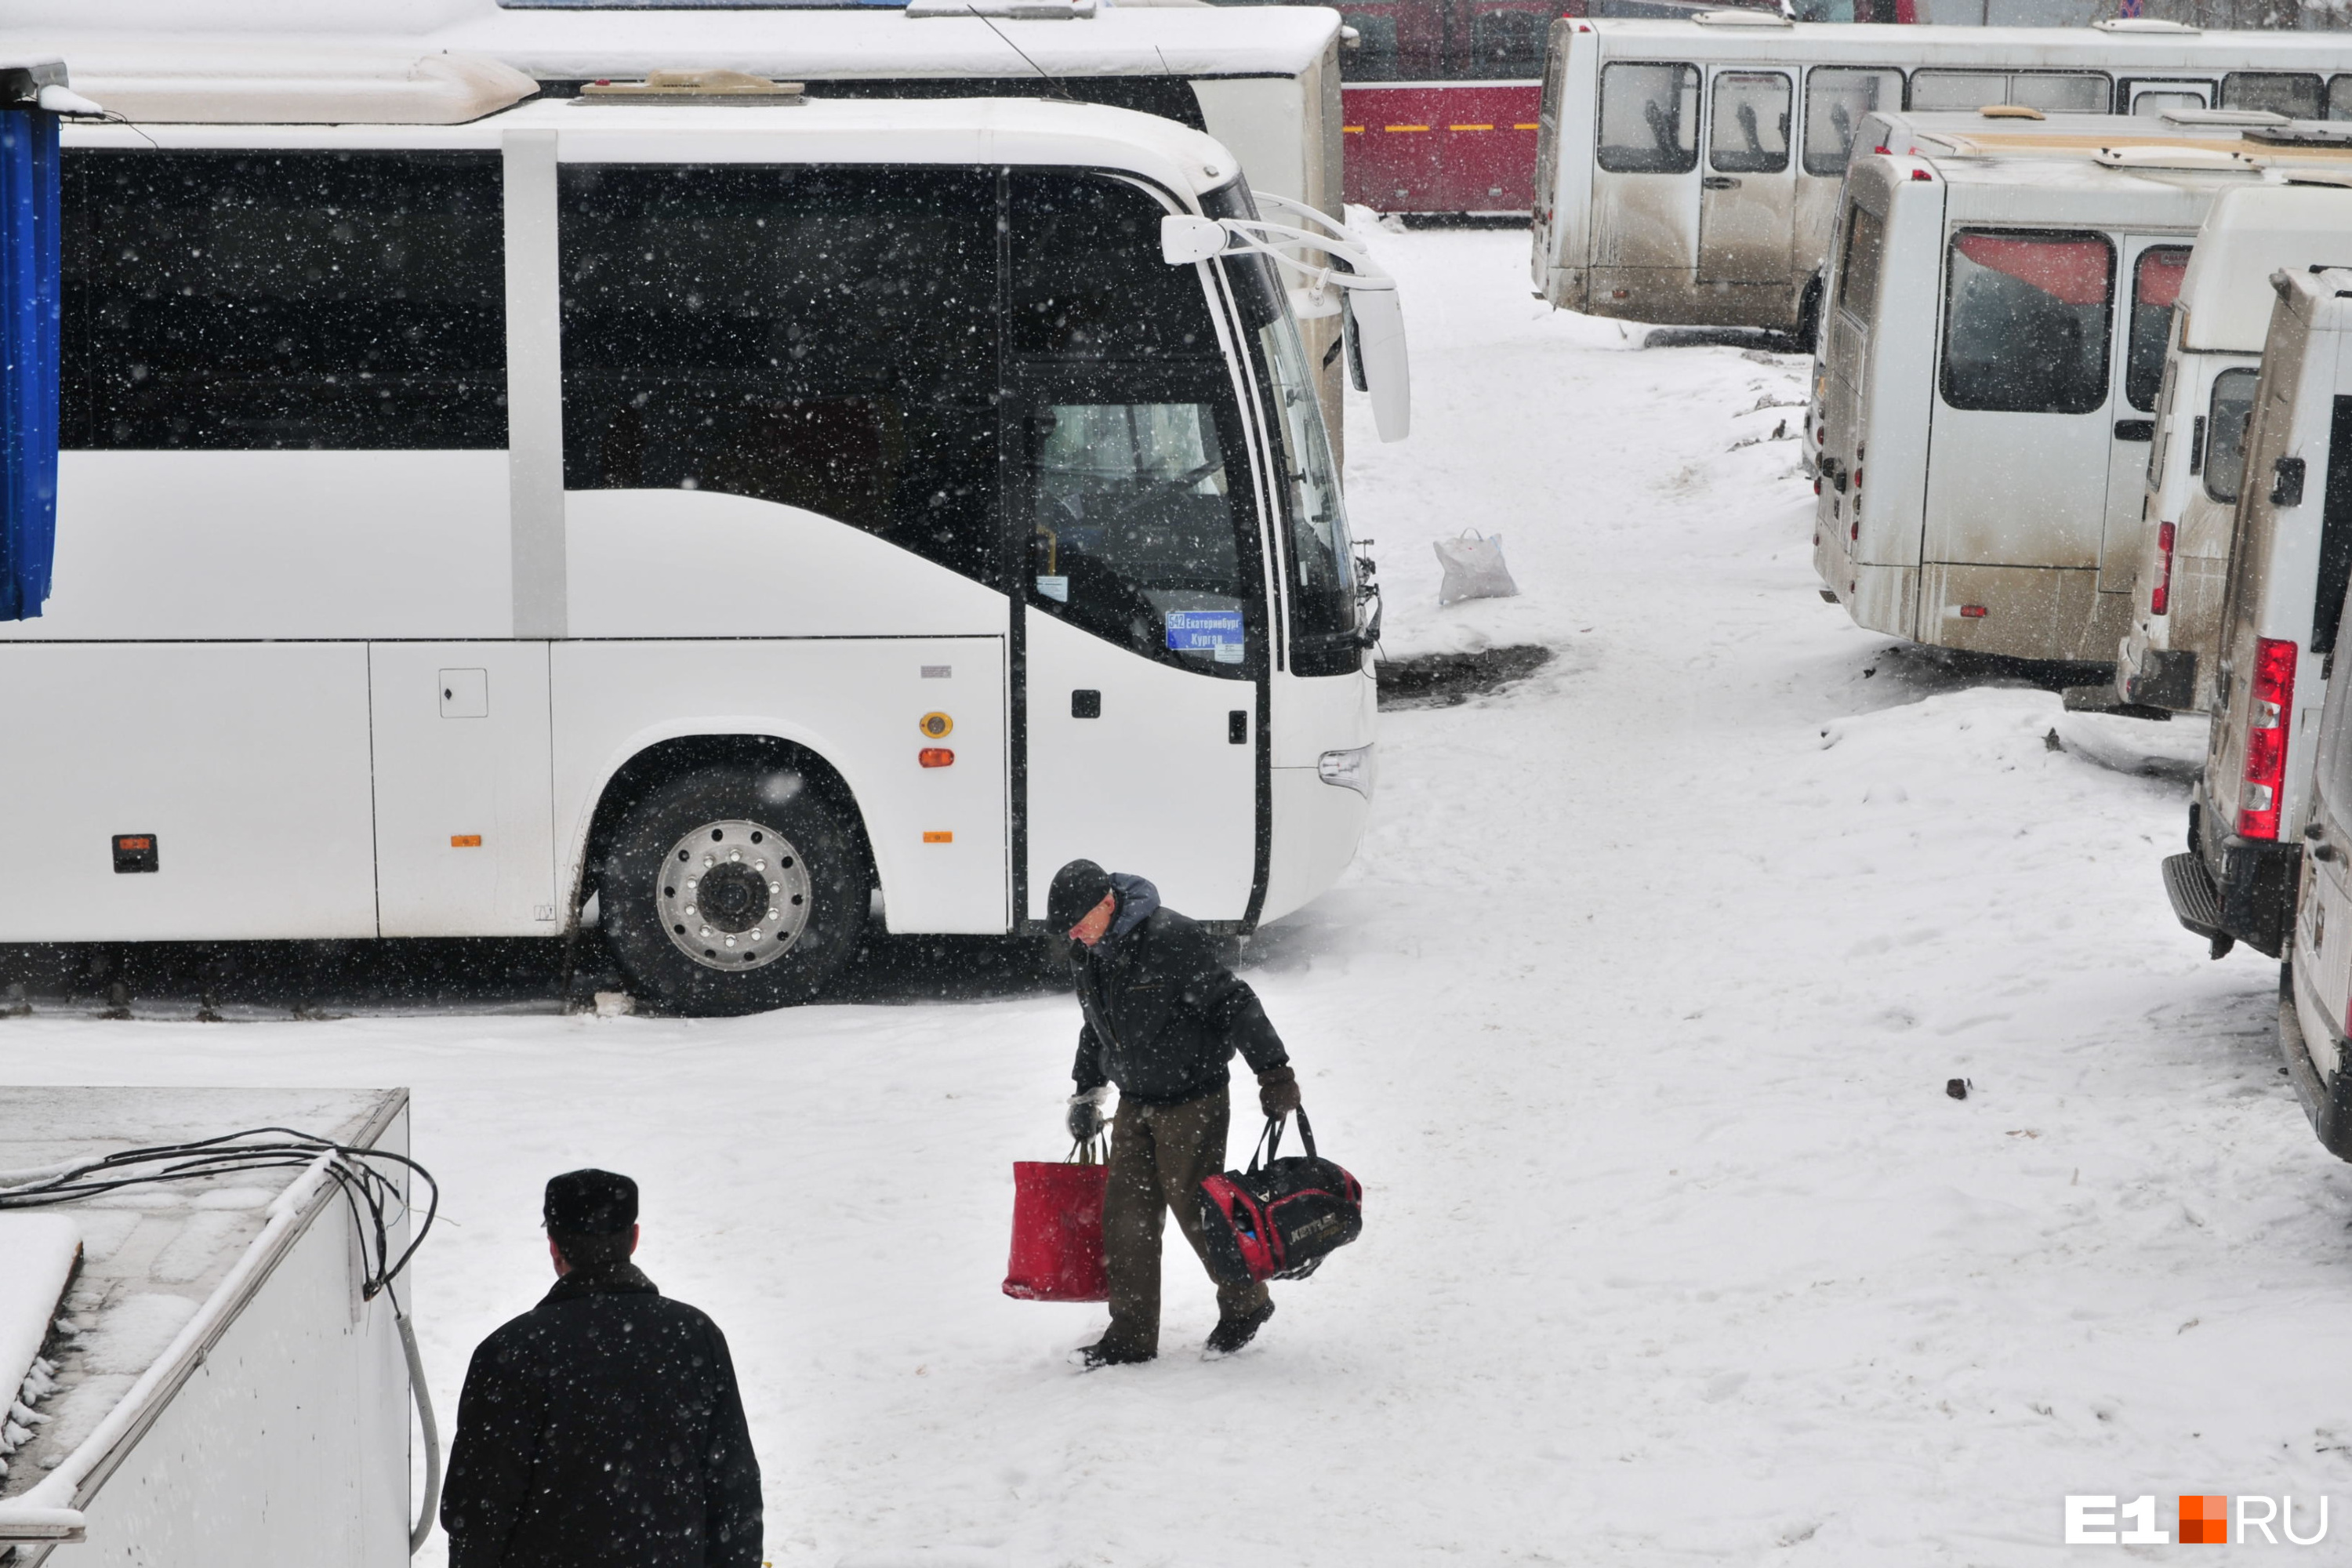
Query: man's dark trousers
1099 1083 1270 1357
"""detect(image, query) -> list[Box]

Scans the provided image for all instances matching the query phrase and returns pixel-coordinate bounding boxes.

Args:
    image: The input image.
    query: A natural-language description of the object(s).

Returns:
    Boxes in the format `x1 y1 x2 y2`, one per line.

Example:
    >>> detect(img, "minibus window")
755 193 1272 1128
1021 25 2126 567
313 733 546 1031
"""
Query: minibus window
2223 71 2325 120
2311 397 2352 657
1597 63 1700 175
1940 230 2114 416
1910 70 2105 116
1014 172 1263 677
1836 203 1885 325
1802 68 1901 177
2329 75 2352 120
558 165 999 584
1463 8 1550 81
1709 73 1791 176
2126 247 2190 413
62 151 505 452
2204 368 2259 503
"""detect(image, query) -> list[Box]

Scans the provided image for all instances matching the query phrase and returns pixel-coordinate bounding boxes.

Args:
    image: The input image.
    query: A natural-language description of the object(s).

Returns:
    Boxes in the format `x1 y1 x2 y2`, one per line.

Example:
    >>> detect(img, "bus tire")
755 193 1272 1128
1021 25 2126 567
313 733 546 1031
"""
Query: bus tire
597 760 869 1015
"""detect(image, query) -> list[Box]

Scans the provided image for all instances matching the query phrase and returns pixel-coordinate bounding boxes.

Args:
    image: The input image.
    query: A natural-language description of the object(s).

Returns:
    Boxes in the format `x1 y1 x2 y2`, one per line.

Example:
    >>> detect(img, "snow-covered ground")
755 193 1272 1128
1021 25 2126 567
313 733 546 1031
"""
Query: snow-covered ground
2 227 2346 1564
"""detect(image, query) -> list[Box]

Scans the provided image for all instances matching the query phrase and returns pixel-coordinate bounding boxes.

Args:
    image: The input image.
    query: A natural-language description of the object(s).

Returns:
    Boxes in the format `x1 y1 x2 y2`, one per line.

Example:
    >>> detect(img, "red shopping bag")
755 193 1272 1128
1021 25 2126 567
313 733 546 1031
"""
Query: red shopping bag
1002 1142 1108 1302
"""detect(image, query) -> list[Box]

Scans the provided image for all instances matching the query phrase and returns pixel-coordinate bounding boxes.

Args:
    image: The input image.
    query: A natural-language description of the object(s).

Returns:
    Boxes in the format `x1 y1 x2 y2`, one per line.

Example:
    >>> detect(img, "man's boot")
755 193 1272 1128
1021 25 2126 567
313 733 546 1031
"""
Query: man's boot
1203 1298 1274 1357
1075 1338 1156 1370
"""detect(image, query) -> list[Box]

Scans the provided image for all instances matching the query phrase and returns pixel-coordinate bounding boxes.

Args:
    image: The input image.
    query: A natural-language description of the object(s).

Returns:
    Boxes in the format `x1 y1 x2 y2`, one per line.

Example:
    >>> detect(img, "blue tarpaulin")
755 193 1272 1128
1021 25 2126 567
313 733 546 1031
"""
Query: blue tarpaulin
0 105 57 622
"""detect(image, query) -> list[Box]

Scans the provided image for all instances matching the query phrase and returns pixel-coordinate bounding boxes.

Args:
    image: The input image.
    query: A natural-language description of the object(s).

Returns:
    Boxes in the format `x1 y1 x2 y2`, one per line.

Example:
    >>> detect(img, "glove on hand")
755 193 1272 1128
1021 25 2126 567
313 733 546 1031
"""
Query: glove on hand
1258 1066 1301 1120
1066 1088 1108 1143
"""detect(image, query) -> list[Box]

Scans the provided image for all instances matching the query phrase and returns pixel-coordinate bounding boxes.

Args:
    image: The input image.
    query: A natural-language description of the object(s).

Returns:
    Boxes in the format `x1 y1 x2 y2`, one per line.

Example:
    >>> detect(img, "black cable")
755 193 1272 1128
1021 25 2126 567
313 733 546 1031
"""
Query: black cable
0 1125 438 1300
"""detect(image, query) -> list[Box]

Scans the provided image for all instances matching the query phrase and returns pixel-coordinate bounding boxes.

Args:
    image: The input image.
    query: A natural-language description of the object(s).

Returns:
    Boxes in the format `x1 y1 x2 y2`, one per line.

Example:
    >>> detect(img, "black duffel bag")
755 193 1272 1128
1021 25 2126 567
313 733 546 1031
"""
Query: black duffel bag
1196 1110 1363 1287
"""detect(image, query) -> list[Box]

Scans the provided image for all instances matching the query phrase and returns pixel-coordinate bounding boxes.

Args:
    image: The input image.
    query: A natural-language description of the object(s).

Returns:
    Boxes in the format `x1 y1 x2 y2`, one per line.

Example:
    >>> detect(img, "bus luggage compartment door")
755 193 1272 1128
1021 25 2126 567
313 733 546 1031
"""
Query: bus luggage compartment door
368 642 556 937
1024 612 1258 927
1697 69 1795 287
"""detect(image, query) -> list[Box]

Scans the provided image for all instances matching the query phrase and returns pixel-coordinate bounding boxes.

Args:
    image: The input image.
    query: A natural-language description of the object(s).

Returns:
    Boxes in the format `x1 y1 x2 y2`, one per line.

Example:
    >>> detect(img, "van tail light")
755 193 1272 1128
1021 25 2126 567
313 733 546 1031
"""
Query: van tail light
2151 521 2176 615
2237 636 2298 840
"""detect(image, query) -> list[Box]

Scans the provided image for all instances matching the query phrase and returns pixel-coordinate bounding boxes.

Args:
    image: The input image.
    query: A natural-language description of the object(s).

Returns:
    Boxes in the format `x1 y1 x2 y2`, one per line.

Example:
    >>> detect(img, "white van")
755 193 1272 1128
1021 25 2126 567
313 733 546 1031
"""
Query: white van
2166 265 2352 961
2283 526 2352 1160
1810 119 2316 664
1530 16 2352 339
2113 181 2352 716
9 51 1406 1014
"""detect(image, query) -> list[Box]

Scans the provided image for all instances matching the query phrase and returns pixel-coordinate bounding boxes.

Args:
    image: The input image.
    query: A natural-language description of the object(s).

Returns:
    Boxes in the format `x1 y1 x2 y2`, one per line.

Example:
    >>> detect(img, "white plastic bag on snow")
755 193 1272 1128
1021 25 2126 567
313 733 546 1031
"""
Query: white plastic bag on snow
1434 531 1519 606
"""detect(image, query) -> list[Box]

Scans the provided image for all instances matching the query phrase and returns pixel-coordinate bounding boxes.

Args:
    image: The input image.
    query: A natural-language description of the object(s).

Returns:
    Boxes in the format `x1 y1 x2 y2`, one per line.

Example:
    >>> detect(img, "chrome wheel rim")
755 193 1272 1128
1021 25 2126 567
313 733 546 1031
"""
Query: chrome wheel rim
656 819 813 971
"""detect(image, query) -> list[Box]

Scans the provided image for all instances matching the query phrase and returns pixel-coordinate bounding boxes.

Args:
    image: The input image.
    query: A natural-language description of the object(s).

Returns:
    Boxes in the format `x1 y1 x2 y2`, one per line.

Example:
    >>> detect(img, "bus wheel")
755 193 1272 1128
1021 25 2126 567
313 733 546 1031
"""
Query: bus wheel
597 763 869 1015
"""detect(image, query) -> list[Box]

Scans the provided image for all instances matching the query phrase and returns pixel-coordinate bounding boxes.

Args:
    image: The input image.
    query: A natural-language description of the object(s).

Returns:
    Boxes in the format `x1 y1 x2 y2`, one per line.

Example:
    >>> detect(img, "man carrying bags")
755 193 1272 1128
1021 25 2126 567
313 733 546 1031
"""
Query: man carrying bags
1048 858 1303 1368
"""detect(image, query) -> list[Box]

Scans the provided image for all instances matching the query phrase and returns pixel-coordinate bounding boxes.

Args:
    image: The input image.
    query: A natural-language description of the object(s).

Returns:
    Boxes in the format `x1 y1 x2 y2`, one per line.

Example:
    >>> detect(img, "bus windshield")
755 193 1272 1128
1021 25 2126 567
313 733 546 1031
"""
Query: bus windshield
1257 309 1361 676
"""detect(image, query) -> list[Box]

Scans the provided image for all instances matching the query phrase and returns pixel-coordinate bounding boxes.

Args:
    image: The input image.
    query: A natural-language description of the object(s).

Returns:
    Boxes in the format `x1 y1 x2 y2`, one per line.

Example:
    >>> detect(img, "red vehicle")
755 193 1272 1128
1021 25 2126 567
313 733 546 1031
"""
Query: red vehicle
1305 0 1859 214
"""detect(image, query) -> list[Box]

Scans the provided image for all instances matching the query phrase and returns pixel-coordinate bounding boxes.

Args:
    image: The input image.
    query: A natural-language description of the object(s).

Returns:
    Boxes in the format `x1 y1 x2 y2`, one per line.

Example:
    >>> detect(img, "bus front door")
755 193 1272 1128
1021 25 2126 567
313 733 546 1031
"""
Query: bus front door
1698 68 1797 289
1018 397 1263 927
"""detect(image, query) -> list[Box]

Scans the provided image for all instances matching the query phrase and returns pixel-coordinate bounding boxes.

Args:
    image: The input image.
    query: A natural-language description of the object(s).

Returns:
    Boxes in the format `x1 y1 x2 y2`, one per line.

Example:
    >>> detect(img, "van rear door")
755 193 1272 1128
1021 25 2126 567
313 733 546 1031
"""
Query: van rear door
1697 67 1794 286
2100 241 2191 596
1922 227 2118 604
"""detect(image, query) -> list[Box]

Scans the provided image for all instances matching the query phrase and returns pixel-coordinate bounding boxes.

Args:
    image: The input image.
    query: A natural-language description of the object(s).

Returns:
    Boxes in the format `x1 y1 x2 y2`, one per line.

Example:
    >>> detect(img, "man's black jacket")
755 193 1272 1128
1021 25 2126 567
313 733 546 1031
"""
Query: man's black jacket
1069 877 1288 1106
440 1264 761 1568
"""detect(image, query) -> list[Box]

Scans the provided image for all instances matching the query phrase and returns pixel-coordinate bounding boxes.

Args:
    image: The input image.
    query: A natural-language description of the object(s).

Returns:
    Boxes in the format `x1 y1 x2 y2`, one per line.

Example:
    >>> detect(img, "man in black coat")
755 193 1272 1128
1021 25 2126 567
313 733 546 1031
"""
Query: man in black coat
1049 858 1303 1368
440 1170 762 1568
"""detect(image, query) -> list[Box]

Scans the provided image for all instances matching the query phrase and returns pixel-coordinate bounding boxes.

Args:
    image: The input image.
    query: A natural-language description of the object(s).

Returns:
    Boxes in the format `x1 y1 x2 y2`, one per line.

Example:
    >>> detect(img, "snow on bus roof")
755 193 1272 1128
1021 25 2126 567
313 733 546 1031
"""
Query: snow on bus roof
1579 17 2352 64
0 1088 405 1533
0 41 538 122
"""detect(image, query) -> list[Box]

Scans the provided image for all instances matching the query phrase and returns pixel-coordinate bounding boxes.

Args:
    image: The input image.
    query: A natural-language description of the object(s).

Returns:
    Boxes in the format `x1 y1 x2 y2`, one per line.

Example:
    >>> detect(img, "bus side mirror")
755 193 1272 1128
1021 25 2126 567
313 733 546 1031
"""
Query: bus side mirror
1344 286 1412 443
1161 216 1229 266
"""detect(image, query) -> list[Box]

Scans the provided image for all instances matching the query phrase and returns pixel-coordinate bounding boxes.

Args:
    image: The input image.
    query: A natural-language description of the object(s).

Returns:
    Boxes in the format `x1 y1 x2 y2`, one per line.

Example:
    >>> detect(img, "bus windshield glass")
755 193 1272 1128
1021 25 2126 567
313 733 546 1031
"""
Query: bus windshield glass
1258 309 1360 676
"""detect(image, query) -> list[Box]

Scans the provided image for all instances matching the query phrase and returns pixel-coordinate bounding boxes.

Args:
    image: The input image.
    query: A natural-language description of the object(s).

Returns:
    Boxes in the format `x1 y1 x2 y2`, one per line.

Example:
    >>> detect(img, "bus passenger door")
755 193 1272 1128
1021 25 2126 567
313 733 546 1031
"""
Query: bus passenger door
1018 398 1262 927
2103 241 2191 596
368 643 557 937
1698 69 1796 288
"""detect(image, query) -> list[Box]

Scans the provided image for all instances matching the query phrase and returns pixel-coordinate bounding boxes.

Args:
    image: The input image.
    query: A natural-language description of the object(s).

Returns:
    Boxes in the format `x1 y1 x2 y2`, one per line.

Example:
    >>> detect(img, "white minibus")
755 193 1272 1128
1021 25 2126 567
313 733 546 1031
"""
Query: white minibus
9 51 1404 1014
2283 471 2352 1160
1530 15 2352 338
2113 180 2352 715
23 0 1359 451
1809 114 2350 664
2167 263 2352 961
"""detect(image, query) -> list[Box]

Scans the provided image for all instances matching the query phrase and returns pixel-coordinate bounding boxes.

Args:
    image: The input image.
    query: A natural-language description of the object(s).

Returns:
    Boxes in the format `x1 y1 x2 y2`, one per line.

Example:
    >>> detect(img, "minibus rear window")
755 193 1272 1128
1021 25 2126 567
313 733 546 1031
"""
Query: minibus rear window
1709 72 1791 176
62 151 506 452
1597 62 1700 175
2311 397 2352 657
2204 367 2259 503
1910 70 2107 115
1940 230 2114 416
2126 246 2190 413
1802 67 1901 177
1836 203 1885 325
2223 71 2324 120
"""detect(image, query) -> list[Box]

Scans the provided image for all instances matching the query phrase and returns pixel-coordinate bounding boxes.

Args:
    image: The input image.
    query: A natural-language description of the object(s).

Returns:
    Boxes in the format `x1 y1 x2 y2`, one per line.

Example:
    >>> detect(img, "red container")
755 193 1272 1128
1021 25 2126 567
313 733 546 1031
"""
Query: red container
1001 1156 1109 1302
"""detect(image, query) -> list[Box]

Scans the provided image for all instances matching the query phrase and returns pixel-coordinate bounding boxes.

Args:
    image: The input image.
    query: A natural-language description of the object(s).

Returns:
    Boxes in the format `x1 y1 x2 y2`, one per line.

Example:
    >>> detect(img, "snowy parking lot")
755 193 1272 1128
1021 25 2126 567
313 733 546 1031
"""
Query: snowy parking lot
5 223 2348 1565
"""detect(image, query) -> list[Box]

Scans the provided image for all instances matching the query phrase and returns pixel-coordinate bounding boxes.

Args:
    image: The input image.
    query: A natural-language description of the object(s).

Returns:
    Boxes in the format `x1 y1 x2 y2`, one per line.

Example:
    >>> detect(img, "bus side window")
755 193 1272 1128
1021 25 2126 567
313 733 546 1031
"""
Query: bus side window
2205 367 2261 504
2126 247 2190 414
1802 68 1901 178
62 150 506 452
1709 72 1791 176
2330 74 2352 120
1940 230 2114 416
556 165 1000 586
1596 62 1700 176
1011 173 1264 679
1835 203 1885 326
1909 70 2104 116
1462 7 1551 81
2223 71 2325 120
1337 10 1404 82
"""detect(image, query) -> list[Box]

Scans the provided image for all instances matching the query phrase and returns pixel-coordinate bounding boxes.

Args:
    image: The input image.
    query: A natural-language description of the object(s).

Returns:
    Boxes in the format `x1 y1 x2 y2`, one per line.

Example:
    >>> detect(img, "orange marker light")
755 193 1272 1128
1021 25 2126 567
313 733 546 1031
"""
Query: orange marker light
919 748 955 768
923 831 953 844
451 834 482 848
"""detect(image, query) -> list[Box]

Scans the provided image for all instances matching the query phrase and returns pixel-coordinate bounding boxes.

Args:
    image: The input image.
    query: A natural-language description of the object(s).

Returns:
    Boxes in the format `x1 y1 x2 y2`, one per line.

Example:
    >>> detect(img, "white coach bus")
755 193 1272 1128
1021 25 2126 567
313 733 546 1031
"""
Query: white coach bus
3 52 1403 1014
1530 15 2352 339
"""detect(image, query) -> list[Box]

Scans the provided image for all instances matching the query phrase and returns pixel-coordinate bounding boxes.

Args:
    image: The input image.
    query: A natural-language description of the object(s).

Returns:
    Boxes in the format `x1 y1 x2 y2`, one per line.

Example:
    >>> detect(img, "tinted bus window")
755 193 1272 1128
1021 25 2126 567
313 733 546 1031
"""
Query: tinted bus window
2126 246 2190 413
1013 173 1263 677
63 150 505 452
1940 230 2114 416
1341 13 1404 82
1836 202 1886 324
1597 62 1700 174
557 165 1000 585
1911 70 2106 114
2312 397 2352 657
2331 74 2352 119
1803 67 1901 176
2223 71 2324 119
2205 366 2260 503
1461 7 1551 80
1710 71 1791 175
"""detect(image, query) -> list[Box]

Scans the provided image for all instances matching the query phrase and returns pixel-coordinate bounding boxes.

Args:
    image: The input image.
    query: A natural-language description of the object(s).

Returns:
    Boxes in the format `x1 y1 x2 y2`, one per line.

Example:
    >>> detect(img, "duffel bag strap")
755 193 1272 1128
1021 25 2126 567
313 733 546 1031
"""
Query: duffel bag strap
1294 1108 1319 1161
1247 1116 1283 1174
